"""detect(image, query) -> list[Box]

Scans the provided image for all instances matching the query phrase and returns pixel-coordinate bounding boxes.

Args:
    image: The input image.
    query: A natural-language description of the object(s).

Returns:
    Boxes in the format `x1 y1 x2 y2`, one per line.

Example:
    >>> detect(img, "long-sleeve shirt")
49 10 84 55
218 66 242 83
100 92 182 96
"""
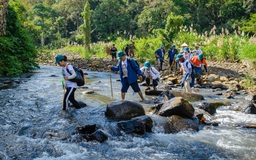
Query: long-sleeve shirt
140 67 160 80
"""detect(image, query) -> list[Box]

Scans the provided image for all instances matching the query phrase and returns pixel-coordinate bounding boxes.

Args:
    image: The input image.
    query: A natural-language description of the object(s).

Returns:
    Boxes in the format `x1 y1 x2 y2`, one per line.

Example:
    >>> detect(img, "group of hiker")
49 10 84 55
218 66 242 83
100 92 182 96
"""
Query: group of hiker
55 42 207 111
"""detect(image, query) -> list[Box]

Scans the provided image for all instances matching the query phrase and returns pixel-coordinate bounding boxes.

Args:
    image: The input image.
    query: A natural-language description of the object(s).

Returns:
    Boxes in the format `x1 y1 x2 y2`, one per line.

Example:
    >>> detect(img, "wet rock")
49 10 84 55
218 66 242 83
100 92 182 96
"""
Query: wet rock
158 97 195 118
207 101 231 108
167 77 178 84
82 90 95 94
171 90 204 101
105 100 145 120
160 89 175 100
198 102 216 115
211 81 227 89
208 74 220 82
242 124 256 129
132 115 153 132
77 125 108 143
148 103 164 114
164 115 199 133
90 130 108 143
244 103 256 114
145 90 162 96
117 115 153 135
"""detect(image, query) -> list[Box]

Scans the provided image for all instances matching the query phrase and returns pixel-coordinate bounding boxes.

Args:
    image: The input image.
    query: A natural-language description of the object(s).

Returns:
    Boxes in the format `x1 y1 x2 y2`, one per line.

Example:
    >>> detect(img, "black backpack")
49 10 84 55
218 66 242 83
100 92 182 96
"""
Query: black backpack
66 65 85 86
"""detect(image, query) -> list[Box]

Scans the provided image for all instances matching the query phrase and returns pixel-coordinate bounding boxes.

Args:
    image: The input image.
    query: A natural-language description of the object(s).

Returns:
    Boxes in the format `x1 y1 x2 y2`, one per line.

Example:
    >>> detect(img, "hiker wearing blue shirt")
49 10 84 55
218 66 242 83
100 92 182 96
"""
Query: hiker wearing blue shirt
155 44 165 71
168 44 178 71
108 51 145 101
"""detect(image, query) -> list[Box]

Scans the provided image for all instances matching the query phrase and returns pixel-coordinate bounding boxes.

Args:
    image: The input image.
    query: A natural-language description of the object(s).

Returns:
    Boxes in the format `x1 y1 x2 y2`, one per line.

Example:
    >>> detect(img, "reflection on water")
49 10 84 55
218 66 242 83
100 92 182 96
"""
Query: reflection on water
0 65 255 160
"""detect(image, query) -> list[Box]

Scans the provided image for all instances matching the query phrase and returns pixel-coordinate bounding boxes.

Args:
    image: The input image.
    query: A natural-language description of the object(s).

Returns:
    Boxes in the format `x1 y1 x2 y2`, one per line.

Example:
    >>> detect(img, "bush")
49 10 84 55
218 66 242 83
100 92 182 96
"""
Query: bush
0 2 38 76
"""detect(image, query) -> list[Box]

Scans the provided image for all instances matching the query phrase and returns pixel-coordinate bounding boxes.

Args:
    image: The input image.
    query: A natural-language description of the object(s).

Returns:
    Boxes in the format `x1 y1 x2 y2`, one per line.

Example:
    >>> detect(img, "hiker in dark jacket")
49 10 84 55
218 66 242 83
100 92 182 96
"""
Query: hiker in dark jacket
168 44 179 71
155 44 165 71
108 51 145 101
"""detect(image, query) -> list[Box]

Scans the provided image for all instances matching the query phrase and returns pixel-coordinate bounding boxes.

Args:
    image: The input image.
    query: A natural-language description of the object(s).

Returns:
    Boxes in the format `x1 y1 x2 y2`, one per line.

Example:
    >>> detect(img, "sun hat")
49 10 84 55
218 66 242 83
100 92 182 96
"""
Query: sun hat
161 44 165 48
181 43 188 47
144 61 151 69
55 54 65 64
117 51 125 60
171 44 176 48
175 54 184 61
198 53 203 60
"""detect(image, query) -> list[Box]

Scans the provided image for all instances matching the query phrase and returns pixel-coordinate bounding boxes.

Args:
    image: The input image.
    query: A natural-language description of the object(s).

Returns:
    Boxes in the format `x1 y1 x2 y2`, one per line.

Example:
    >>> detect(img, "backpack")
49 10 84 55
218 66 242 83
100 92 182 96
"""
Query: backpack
66 65 85 86
127 58 139 70
185 61 200 78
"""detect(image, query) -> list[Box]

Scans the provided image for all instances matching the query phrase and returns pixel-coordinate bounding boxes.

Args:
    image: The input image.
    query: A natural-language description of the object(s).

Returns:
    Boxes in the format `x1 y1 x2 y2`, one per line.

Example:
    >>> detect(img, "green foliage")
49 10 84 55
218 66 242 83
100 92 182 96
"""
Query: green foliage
242 13 256 34
0 1 38 76
238 43 256 60
243 73 255 89
81 1 91 52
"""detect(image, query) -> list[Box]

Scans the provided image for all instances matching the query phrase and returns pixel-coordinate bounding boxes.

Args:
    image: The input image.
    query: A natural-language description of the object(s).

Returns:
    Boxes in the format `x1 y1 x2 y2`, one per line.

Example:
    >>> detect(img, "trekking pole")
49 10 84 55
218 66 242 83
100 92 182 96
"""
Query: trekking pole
109 71 114 99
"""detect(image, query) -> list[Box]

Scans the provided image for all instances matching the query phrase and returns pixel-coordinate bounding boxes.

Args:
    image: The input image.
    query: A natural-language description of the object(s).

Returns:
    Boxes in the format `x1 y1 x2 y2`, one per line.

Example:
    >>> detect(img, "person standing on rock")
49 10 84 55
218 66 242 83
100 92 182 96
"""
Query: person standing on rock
176 53 192 93
190 53 208 87
110 44 117 61
167 44 179 71
108 51 145 101
155 44 165 71
55 54 80 110
140 61 160 91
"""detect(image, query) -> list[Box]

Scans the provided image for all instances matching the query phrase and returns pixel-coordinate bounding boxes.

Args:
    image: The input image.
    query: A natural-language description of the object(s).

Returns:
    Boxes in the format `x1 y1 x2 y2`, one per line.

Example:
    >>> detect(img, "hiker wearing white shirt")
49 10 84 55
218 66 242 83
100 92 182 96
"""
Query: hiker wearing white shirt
176 54 192 93
192 44 203 56
140 61 160 91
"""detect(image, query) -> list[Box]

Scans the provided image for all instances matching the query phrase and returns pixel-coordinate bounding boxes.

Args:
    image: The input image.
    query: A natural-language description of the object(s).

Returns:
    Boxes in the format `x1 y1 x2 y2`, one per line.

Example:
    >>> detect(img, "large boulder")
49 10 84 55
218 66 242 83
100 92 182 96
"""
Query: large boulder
198 102 216 115
158 97 195 118
244 103 256 114
171 90 204 101
117 115 153 135
164 115 199 133
105 101 145 120
145 89 204 102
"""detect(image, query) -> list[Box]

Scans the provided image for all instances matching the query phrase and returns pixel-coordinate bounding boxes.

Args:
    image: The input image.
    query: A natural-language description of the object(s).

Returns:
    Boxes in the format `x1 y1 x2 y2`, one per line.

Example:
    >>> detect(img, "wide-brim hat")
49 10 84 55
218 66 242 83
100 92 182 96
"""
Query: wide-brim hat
181 43 188 47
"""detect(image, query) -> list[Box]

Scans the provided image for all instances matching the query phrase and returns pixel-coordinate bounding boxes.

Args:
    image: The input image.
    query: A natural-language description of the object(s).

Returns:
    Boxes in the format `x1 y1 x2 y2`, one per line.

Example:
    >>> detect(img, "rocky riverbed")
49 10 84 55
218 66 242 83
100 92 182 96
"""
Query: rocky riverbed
39 52 256 94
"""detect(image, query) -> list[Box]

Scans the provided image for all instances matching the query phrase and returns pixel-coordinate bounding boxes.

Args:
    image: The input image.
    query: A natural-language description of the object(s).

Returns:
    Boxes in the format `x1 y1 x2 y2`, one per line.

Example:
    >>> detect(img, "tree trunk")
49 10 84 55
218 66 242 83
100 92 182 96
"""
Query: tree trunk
0 0 8 36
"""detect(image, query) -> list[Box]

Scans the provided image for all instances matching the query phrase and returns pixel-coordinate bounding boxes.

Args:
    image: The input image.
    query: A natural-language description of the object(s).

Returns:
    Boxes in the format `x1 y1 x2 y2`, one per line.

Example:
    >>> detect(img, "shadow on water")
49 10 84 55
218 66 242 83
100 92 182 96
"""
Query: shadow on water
0 65 255 160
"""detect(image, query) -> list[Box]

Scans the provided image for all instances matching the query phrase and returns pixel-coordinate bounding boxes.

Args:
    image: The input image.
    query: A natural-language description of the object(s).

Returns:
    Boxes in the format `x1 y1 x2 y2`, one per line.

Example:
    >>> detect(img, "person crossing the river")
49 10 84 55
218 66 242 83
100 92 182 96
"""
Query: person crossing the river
108 51 145 101
190 53 208 87
55 54 80 110
176 53 192 93
140 61 160 91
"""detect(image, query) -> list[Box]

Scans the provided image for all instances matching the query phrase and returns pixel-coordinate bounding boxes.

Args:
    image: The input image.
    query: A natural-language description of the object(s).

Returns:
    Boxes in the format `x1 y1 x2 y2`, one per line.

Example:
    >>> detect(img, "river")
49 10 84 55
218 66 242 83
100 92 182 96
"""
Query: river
0 65 255 160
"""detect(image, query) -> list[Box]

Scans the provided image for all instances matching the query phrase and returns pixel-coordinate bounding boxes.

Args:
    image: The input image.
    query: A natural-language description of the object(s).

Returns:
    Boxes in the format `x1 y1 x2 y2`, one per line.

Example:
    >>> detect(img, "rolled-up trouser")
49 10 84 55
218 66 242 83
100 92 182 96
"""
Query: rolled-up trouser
145 77 158 87
63 87 80 110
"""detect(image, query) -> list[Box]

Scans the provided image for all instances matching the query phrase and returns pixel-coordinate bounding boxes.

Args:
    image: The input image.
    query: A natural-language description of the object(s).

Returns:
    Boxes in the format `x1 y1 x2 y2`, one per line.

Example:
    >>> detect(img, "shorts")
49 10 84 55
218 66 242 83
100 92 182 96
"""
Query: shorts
121 77 141 93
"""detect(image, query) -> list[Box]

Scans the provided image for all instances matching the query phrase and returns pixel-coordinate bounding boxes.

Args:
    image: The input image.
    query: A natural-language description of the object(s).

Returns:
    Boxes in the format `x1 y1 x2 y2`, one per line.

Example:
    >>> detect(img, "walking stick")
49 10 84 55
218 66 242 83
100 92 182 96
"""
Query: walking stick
109 71 113 99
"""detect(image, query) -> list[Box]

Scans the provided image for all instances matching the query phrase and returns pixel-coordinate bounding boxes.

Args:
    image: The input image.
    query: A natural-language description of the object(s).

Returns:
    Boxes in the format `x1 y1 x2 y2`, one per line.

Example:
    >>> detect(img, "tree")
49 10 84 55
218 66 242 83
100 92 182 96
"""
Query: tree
81 0 91 52
0 0 8 36
32 3 55 49
242 13 256 34
91 0 130 41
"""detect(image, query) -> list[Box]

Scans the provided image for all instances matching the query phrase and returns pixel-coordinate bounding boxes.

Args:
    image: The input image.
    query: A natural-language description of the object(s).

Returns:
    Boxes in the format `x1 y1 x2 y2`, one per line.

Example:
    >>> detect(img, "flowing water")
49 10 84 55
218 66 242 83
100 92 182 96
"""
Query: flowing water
0 65 255 160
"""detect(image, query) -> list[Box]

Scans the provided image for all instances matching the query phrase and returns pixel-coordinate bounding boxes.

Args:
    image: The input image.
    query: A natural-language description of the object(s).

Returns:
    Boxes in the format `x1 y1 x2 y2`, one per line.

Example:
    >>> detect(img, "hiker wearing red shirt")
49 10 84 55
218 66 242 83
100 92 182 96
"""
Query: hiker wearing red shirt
190 53 208 87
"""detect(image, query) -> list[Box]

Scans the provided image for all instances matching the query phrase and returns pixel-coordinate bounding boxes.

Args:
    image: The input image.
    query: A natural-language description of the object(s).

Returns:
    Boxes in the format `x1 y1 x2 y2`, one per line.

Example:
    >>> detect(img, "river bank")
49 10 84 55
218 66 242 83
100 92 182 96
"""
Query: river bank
38 52 256 94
